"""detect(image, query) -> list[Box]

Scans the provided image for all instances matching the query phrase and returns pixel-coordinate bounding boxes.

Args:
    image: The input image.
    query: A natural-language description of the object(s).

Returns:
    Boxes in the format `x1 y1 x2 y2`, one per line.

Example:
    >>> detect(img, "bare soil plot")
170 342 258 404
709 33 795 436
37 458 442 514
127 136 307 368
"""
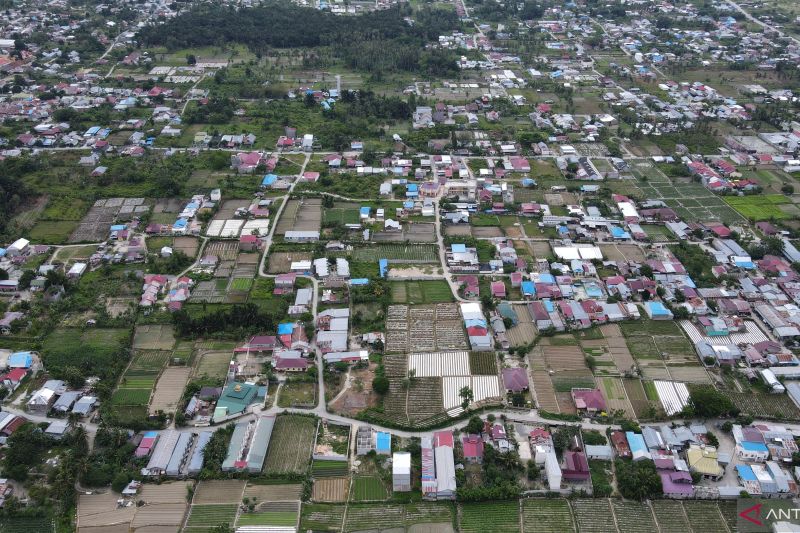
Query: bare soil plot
444 225 471 237
193 349 232 379
236 253 260 265
328 363 379 416
173 236 200 257
153 198 183 213
133 324 176 351
312 478 349 502
640 362 672 381
668 365 711 384
244 483 303 501
598 377 635 418
78 492 136 529
205 240 239 261
213 199 248 220
193 480 247 504
150 367 192 413
530 241 551 259
472 226 503 238
385 304 468 353
529 346 559 412
507 304 537 347
599 243 646 262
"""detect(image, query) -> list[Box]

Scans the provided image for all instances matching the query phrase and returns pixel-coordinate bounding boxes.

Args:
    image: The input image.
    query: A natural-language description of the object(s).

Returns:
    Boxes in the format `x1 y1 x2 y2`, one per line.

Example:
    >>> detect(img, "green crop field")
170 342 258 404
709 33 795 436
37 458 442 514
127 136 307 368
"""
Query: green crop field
237 511 297 527
230 278 253 291
111 388 152 406
460 501 520 533
522 499 575 533
724 194 791 221
264 415 316 474
186 504 238 530
312 460 349 478
351 476 388 501
323 205 361 225
42 328 130 379
0 516 54 533
353 244 438 262
130 350 171 372
344 504 405 531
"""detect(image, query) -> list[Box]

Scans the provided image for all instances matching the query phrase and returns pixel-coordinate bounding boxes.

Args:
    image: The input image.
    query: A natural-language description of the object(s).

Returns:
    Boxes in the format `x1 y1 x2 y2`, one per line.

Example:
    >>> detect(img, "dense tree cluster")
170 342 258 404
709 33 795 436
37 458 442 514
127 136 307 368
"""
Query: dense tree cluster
614 459 663 500
138 4 460 76
0 157 36 240
172 303 279 338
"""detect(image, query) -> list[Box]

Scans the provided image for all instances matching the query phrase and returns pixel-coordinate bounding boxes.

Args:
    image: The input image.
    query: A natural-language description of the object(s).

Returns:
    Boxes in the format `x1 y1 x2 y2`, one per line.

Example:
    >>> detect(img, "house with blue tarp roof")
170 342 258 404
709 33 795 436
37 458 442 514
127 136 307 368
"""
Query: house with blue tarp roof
557 225 569 235
521 281 535 297
277 323 294 335
360 207 371 219
522 178 536 187
406 184 418 198
262 174 277 187
626 432 651 461
585 283 603 298
403 201 414 209
173 218 188 230
350 279 369 286
543 299 555 312
610 226 631 240
539 273 555 283
0 248 7 257
110 224 126 232
645 301 673 320
452 244 467 253
734 258 755 269
379 259 388 277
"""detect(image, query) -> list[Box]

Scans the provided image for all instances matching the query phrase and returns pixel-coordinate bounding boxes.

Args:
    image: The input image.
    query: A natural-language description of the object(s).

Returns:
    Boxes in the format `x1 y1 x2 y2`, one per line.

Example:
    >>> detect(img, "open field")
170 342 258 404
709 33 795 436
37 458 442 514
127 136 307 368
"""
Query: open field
275 198 322 234
277 380 317 408
264 415 316 474
268 251 312 273
243 482 303 502
385 304 468 353
42 327 130 379
193 346 234 379
193 480 246 504
185 504 238 531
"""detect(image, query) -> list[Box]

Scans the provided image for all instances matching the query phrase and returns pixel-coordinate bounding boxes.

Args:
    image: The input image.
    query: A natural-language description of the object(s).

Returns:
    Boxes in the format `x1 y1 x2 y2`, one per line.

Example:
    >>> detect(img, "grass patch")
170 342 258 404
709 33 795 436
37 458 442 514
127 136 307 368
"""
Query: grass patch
351 476 389 501
27 220 78 244
723 194 790 221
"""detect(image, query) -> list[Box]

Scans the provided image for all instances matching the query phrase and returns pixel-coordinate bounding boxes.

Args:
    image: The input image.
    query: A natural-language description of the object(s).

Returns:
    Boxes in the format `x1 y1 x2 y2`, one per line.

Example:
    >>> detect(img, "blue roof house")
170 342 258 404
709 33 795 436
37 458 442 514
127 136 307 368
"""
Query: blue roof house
376 432 391 455
645 301 673 320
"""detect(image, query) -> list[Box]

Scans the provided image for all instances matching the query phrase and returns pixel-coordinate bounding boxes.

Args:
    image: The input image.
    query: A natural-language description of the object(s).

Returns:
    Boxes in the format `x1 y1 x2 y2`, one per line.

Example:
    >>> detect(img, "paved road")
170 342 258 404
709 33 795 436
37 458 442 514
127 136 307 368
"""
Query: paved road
723 0 800 46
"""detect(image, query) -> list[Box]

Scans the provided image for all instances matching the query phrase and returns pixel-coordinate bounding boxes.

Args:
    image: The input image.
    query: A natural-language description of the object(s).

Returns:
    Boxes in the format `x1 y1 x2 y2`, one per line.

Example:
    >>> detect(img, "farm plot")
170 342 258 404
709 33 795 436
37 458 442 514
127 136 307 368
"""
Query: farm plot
184 504 238 531
650 500 692 533
264 415 316 475
442 376 501 410
623 379 660 419
469 352 498 375
572 499 615 533
300 504 345 531
191 280 226 303
268 251 312 274
275 198 322 235
391 280 454 304
521 498 575 533
0 517 54 533
150 367 191 414
351 476 389 501
620 318 694 361
542 344 588 371
243 483 303 502
598 377 635 418
193 348 231 379
70 198 144 243
345 504 406 532
683 501 730 532
312 460 349 478
133 324 176 351
459 501 519 533
130 350 171 372
237 505 298 528
204 240 239 261
409 352 470 377
312 477 349 502
353 243 438 262
193 480 247 504
726 390 800 420
611 500 657 533
323 202 361 225
385 304 468 353
174 236 200 257
599 324 636 374
506 305 537 347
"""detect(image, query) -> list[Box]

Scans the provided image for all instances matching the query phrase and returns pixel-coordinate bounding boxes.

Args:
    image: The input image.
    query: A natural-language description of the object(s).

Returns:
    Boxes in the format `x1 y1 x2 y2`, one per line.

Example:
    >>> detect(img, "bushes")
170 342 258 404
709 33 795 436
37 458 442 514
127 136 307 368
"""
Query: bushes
589 460 612 497
614 459 662 500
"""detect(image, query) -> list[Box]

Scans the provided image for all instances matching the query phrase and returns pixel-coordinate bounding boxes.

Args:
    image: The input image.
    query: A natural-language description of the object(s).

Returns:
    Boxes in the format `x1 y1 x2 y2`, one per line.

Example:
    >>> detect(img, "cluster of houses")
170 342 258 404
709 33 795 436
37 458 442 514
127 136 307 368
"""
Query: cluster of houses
140 274 193 311
145 193 217 236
